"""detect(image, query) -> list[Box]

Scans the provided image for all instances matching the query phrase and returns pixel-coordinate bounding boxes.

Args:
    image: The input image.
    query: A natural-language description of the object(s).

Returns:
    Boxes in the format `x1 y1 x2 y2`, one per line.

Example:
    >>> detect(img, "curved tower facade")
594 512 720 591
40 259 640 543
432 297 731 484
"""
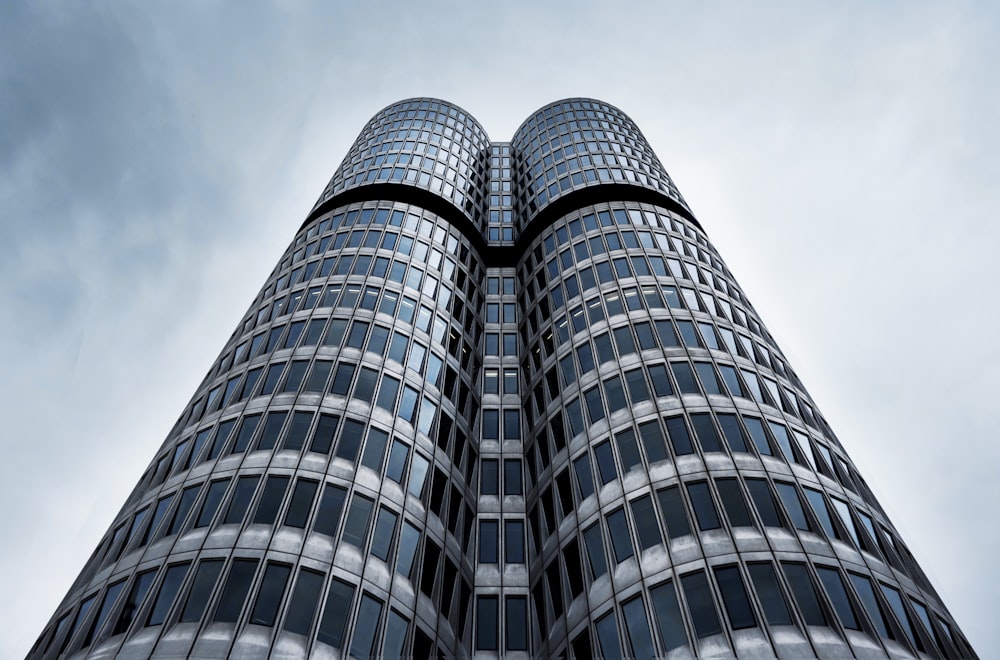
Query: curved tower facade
30 98 975 659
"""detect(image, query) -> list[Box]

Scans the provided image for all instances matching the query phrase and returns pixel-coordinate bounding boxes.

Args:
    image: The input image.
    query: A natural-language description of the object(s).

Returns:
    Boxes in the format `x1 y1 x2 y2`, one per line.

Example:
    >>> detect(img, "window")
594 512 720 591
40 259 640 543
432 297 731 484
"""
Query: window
503 459 522 494
146 562 190 626
782 563 826 625
180 559 223 622
214 558 258 623
816 567 859 630
630 495 662 550
112 570 156 635
477 596 499 650
682 570 722 637
686 481 721 531
775 483 810 532
253 475 290 526
650 581 688 652
283 479 318 528
223 475 260 525
479 520 499 563
848 573 890 639
317 579 355 648
714 565 756 629
658 486 692 539
341 494 374 548
504 520 524 563
747 563 792 625
622 597 656 659
194 480 229 528
607 508 635 562
506 596 528 651
746 478 783 527
595 612 623 660
250 563 291 627
716 478 753 527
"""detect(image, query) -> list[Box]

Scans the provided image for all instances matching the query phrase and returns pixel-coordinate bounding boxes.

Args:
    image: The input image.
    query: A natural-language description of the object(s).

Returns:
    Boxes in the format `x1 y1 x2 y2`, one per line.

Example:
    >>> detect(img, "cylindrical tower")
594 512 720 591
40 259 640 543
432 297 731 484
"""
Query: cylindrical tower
29 98 975 660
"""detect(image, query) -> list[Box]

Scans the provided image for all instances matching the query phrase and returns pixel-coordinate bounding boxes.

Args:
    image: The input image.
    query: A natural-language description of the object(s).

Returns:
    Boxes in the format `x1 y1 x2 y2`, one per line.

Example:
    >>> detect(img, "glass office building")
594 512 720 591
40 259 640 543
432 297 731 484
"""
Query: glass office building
30 98 975 659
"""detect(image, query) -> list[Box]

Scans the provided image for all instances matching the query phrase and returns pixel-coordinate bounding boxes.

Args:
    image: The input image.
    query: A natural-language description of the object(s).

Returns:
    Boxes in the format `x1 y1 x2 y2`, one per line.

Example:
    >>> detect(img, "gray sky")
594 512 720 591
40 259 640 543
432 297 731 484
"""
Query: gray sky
2 2 997 656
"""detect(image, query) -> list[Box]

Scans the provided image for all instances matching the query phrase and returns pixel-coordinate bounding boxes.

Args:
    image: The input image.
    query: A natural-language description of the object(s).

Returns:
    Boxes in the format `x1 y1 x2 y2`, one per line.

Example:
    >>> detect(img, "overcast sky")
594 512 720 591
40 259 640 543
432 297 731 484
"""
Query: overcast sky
2 2 998 657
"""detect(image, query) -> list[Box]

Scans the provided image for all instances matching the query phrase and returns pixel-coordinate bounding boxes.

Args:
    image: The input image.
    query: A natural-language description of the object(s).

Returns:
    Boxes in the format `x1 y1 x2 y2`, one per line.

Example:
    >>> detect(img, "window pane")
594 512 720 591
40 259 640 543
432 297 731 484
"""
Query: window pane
595 612 623 660
657 486 692 539
775 482 810 530
622 596 656 660
82 579 125 646
716 478 753 527
686 481 721 531
195 480 229 528
681 570 722 638
317 578 355 648
221 476 259 526
250 563 291 626
146 563 190 626
606 508 634 562
283 568 324 636
650 581 688 652
479 520 499 563
583 523 607 579
477 596 499 650
312 484 347 537
112 569 156 635
714 566 756 629
371 508 398 561
504 520 525 563
747 563 792 625
349 594 383 659
383 610 409 659
594 441 617 485
180 559 223 622
342 495 374 548
284 479 318 528
782 563 827 626
746 479 783 528
816 567 859 629
506 596 528 651
630 495 662 550
665 416 693 455
849 573 889 639
214 558 258 622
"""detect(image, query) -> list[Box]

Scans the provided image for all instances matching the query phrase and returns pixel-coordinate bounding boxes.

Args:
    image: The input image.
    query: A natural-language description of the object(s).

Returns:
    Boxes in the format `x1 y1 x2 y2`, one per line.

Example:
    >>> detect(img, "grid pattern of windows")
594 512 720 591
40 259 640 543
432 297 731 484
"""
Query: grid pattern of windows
30 98 974 660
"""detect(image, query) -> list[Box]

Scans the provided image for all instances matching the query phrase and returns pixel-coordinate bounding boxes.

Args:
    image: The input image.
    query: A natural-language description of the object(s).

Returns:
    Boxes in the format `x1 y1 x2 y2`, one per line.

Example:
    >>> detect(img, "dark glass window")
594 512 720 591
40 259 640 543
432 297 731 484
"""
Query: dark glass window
747 563 793 625
223 475 260 525
179 559 224 622
383 609 410 659
250 563 291 626
574 454 594 500
506 596 528 651
630 495 662 550
194 480 229 528
664 415 693 455
82 579 125 646
816 567 859 629
232 414 261 454
504 520 525 563
146 562 190 626
112 569 156 635
690 413 722 452
717 413 748 452
583 523 607 579
671 362 699 394
585 386 605 423
385 440 410 484
624 368 650 404
371 507 398 561
310 413 339 454
313 483 347 537
360 427 389 471
594 441 617 484
743 416 772 455
481 458 499 495
650 580 688 651
657 486 692 539
716 478 753 527
775 483 811 531
881 583 920 648
253 475 290 526
503 459 522 495
342 494 374 548
284 479 318 528
686 481 721 531
281 568 324 636
283 411 313 451
714 565 756 629
622 596 656 659
682 570 723 638
746 478 783 527
396 522 420 578
479 520 499 563
595 611 624 660
258 411 287 451
638 420 668 463
335 418 365 462
615 428 642 471
477 596 499 650
848 573 889 639
317 578 355 648
214 558 258 623
782 563 827 626
607 508 634 562
804 488 838 539
164 484 201 536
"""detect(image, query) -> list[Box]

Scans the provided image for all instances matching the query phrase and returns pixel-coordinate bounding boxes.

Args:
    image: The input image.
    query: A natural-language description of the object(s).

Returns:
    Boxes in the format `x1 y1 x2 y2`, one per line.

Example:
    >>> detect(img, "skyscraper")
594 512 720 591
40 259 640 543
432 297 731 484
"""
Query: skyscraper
29 97 975 659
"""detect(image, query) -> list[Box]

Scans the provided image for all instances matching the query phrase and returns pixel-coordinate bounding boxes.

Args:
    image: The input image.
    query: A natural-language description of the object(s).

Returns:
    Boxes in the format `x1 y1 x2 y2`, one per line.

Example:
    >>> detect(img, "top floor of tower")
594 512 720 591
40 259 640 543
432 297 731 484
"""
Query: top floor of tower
307 98 698 251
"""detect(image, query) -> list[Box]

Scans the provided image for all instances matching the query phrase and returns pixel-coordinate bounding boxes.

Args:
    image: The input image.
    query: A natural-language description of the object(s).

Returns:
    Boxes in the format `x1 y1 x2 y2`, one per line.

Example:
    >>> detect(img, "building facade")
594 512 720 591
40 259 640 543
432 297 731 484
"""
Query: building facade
29 98 975 659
